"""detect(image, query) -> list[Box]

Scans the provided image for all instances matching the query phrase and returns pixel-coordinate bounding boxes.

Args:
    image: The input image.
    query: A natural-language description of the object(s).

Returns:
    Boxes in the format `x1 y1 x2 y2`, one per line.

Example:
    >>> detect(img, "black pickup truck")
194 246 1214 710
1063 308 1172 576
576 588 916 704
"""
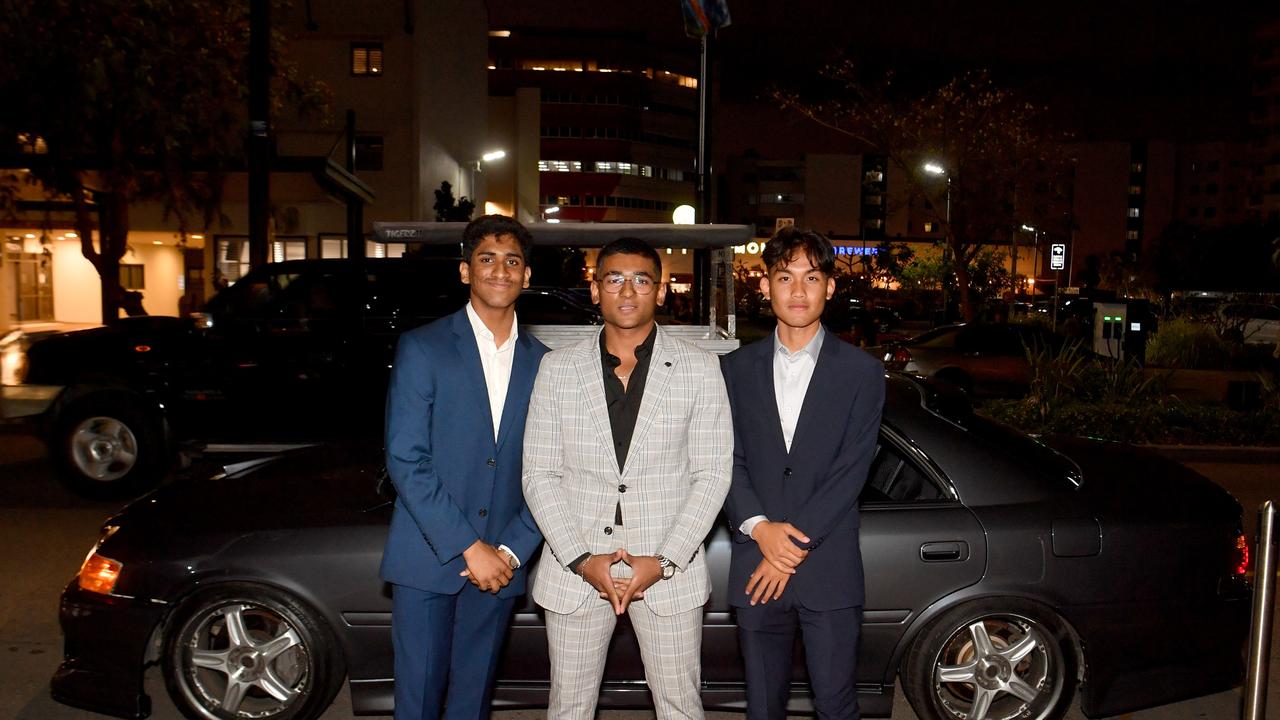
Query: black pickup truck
0 258 599 496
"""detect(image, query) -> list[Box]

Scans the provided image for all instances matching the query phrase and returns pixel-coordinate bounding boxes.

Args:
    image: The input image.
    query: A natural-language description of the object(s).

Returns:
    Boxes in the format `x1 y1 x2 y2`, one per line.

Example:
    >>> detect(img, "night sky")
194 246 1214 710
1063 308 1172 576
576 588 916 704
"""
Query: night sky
489 1 1280 141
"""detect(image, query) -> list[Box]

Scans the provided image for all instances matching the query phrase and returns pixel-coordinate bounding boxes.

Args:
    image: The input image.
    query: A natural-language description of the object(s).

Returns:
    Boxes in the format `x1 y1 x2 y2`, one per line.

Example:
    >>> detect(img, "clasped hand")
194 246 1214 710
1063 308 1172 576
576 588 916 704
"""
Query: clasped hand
580 550 663 615
751 520 810 573
459 540 513 594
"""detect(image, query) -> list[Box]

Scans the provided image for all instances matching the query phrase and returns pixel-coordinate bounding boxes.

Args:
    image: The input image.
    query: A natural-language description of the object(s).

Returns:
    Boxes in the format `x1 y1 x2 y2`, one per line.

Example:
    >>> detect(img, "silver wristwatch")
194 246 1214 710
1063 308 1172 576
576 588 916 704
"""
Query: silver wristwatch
655 555 676 580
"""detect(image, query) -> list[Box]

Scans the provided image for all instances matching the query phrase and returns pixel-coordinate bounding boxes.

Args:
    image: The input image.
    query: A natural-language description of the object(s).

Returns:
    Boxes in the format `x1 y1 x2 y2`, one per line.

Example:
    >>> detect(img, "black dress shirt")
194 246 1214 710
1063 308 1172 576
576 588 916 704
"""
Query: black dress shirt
601 324 656 524
567 325 658 573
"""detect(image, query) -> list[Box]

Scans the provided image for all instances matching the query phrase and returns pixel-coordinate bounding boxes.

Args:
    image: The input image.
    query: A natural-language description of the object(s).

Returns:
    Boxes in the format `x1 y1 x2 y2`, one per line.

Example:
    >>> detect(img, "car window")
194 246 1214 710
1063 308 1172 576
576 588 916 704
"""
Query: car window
275 270 358 319
860 437 948 503
364 263 466 322
212 271 300 317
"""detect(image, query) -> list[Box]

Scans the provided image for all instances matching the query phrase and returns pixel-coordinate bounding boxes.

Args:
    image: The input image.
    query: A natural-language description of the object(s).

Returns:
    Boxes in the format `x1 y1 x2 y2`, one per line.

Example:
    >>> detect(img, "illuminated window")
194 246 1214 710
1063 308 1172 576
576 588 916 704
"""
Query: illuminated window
351 43 383 76
1130 162 1144 173
520 59 583 72
924 222 935 233
1127 207 1141 218
1126 230 1139 240
537 160 582 172
1128 185 1142 195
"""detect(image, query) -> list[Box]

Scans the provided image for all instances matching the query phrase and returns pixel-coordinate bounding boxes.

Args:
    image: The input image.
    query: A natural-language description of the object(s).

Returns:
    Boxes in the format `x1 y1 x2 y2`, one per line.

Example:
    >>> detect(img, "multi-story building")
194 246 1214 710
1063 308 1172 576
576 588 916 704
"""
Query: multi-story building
1249 18 1280 223
487 27 699 224
2 0 490 329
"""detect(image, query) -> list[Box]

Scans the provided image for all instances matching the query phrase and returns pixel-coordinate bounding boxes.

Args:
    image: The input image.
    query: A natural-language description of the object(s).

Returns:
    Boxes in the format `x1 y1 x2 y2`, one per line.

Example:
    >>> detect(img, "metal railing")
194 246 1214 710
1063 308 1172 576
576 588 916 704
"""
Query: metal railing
1243 501 1276 720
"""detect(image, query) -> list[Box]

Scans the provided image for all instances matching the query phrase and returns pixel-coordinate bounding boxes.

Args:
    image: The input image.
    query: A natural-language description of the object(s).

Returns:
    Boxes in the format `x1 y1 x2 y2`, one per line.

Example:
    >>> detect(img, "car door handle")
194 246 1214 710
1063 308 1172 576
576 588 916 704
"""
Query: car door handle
920 541 969 562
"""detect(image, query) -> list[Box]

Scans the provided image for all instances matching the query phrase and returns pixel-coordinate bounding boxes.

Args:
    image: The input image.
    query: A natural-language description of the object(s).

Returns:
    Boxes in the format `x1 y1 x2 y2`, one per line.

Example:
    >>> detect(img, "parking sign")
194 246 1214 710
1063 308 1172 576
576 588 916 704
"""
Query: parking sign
1050 243 1066 271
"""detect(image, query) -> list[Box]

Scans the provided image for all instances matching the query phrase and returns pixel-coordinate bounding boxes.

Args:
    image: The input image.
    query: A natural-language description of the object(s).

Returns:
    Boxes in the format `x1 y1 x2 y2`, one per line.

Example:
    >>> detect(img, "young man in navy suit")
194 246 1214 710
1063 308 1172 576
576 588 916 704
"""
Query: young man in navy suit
720 227 885 720
380 215 549 720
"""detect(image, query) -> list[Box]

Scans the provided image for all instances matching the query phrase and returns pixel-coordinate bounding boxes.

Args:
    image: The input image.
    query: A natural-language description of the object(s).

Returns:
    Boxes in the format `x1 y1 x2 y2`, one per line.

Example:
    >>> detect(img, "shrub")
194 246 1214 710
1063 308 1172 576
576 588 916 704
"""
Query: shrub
1145 317 1232 369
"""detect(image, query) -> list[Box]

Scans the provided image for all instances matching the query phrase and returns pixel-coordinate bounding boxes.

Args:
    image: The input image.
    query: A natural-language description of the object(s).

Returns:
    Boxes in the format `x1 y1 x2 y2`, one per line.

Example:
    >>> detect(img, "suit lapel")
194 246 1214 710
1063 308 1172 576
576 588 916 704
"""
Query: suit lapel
452 310 496 444
621 327 675 479
788 330 839 457
495 333 536 452
754 337 789 458
574 337 617 472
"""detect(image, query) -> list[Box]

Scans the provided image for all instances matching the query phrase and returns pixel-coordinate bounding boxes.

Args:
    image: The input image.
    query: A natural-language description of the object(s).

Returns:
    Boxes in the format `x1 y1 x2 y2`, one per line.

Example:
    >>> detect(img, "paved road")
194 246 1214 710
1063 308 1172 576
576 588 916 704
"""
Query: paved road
2 434 1278 719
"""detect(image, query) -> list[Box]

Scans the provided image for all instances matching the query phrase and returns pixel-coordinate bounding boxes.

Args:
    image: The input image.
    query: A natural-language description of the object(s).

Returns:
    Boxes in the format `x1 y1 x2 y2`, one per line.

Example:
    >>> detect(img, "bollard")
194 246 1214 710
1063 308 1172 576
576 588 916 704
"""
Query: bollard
1243 501 1276 720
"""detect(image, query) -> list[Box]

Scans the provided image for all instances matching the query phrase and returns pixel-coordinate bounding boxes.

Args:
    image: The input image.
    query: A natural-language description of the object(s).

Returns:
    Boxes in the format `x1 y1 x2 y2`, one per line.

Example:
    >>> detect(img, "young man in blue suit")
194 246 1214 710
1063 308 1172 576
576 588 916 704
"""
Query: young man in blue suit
380 215 549 720
720 227 885 720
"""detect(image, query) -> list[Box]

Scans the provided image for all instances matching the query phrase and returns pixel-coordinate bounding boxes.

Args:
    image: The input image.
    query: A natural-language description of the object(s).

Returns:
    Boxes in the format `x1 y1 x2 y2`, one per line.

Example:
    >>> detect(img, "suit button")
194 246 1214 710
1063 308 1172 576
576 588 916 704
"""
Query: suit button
603 526 613 535
478 508 488 517
783 468 793 477
618 484 627 493
486 458 496 468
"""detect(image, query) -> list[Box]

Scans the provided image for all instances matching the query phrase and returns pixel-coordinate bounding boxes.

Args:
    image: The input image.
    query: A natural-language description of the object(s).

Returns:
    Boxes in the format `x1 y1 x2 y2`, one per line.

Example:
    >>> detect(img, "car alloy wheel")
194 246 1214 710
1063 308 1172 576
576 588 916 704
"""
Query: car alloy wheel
55 395 163 498
69 415 138 482
904 600 1077 720
164 584 345 720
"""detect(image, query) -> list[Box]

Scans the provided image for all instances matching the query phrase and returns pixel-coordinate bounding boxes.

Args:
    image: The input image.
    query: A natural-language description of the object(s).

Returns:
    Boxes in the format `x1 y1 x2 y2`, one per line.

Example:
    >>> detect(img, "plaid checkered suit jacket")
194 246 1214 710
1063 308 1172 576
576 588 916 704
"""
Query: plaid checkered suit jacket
522 325 733 617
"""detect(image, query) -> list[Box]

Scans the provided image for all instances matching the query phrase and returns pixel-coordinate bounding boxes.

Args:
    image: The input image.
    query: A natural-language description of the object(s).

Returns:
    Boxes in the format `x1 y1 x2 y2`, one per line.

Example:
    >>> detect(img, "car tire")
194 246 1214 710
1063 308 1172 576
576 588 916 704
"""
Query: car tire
163 583 346 720
53 396 163 498
902 598 1079 720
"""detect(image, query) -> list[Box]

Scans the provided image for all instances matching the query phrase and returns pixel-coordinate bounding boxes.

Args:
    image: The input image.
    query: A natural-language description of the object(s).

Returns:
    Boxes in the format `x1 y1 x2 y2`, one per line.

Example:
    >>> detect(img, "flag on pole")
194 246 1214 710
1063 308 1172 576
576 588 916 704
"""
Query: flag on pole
681 0 730 37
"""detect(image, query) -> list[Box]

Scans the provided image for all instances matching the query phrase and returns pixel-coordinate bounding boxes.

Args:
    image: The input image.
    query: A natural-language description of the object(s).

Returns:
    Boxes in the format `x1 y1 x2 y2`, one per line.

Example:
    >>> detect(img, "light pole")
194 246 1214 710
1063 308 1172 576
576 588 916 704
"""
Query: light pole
1019 224 1039 300
923 162 951 322
467 149 506 210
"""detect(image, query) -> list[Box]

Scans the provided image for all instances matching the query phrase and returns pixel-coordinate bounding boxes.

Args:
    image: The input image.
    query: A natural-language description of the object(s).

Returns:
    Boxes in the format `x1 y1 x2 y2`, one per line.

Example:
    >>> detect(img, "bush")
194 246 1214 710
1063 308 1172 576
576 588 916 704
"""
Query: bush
1145 317 1233 369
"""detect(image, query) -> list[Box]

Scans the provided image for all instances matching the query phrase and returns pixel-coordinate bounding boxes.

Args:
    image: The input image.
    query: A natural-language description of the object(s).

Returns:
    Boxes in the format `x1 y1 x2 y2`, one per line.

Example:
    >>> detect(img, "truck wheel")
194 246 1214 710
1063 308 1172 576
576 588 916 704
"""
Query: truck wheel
55 398 163 498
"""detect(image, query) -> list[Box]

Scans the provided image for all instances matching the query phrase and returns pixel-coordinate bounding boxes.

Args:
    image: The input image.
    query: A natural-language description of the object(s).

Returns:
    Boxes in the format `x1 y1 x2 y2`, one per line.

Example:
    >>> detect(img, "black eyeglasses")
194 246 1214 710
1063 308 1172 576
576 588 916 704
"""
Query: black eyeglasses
598 273 656 294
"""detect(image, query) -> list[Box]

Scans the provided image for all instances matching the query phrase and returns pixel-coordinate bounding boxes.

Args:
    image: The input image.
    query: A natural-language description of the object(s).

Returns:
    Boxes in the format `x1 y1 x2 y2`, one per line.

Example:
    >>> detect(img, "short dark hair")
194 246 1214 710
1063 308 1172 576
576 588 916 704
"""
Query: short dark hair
596 237 663 279
461 215 534 262
761 226 835 276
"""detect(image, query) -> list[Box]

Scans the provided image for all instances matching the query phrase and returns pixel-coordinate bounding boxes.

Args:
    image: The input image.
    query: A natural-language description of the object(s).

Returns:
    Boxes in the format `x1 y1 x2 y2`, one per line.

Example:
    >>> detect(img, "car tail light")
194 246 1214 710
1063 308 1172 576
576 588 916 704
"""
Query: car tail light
78 553 123 595
883 346 912 367
1234 533 1250 577
77 525 122 595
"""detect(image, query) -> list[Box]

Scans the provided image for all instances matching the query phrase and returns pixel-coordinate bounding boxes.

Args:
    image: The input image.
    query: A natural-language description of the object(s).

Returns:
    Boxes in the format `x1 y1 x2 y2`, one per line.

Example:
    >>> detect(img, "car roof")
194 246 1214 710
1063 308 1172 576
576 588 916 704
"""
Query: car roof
371 222 754 249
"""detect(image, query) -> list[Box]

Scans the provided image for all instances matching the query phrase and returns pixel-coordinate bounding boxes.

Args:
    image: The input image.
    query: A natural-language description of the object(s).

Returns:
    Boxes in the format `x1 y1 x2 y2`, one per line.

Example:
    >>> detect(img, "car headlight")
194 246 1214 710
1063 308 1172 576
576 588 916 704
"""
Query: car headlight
0 331 27 386
77 525 123 595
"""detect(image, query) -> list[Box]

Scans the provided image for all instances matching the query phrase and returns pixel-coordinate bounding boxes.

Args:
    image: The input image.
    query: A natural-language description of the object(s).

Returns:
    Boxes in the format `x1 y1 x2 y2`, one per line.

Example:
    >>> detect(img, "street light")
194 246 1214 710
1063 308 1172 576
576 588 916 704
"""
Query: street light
467 149 507 208
1018 224 1039 299
923 162 952 321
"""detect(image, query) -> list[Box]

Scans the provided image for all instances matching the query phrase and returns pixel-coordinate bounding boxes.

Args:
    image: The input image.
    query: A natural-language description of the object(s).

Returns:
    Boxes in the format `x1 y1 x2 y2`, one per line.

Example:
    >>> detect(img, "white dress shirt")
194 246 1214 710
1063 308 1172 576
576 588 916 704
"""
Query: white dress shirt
464 302 522 566
740 327 825 539
465 302 518 442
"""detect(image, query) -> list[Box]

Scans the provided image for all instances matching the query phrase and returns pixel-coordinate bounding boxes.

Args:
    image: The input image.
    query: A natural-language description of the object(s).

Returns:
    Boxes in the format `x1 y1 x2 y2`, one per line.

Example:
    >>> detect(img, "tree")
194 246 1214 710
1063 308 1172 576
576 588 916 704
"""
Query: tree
433 181 475 222
776 66 1071 321
0 0 328 323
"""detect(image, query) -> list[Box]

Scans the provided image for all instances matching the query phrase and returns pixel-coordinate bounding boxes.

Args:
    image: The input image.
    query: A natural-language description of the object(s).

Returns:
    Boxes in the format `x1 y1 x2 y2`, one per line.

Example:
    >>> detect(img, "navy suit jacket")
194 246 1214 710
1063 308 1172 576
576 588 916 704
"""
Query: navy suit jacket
720 330 885 611
379 308 549 599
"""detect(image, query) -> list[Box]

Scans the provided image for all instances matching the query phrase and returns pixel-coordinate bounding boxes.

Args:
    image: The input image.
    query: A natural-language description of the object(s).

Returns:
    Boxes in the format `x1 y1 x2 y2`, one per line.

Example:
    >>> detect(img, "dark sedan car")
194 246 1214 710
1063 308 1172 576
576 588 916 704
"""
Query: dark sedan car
52 375 1250 720
876 322 1062 398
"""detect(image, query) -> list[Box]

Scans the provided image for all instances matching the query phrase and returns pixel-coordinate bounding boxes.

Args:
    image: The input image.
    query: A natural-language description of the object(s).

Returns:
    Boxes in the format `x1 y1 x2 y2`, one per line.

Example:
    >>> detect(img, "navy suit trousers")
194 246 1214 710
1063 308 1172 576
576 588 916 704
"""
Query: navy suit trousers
737 599 862 720
391 583 516 720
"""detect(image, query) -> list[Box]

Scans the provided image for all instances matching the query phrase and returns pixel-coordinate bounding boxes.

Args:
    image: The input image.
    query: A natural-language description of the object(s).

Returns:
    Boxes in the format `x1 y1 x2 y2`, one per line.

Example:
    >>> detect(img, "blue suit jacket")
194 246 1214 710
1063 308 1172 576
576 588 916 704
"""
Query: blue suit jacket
720 330 885 611
379 308 549 598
